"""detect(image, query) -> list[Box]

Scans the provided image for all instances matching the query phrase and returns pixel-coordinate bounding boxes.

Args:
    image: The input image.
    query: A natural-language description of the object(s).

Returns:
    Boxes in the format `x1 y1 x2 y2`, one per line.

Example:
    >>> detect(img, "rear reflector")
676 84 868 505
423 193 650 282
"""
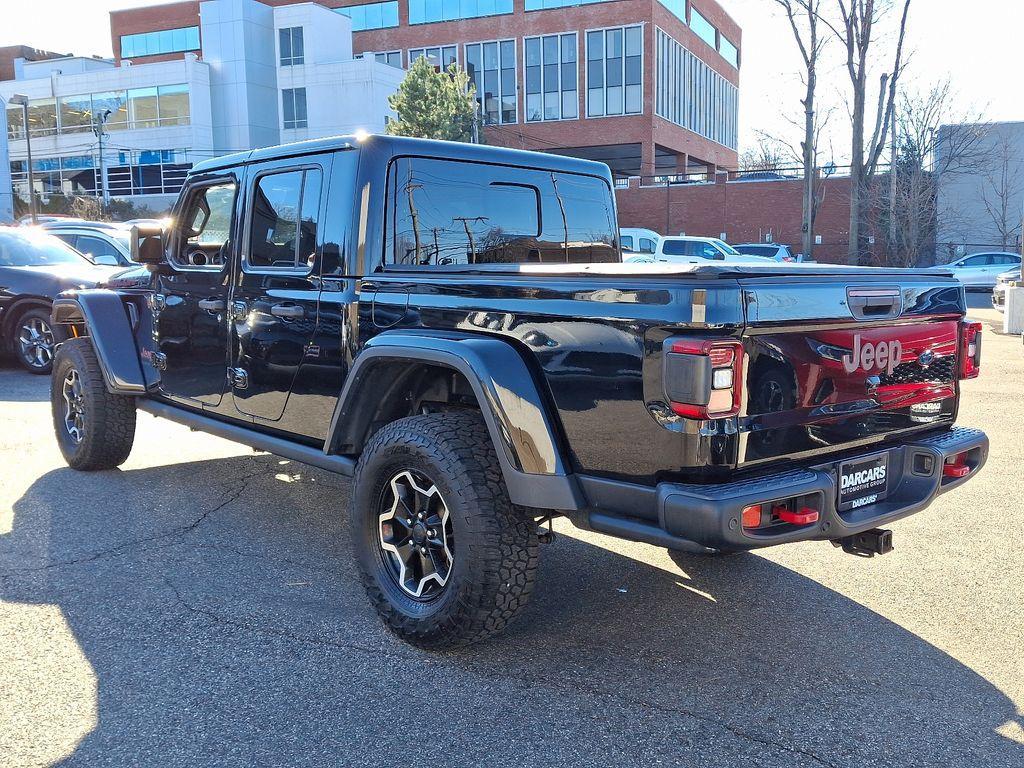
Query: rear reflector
742 504 763 529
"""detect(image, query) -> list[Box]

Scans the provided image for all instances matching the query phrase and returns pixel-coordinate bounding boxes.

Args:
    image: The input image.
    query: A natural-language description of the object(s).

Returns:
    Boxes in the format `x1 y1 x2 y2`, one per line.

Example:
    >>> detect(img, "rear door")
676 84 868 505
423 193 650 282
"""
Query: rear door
738 276 965 467
228 154 331 424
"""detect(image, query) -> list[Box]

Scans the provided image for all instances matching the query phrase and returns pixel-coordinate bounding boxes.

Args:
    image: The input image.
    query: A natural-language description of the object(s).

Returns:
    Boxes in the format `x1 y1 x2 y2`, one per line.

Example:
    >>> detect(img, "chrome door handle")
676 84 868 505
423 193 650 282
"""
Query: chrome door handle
198 298 225 312
270 303 305 319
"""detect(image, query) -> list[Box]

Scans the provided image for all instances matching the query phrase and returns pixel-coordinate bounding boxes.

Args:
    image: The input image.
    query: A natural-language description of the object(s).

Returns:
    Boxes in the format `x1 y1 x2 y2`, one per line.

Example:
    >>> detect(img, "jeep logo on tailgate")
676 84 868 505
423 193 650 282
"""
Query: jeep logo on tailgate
841 335 902 376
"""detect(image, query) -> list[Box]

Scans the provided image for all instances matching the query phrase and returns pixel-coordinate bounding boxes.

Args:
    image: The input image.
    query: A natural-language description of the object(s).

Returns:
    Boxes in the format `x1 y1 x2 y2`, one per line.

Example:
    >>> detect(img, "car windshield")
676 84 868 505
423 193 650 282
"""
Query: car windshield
0 230 92 267
710 239 741 256
735 245 775 257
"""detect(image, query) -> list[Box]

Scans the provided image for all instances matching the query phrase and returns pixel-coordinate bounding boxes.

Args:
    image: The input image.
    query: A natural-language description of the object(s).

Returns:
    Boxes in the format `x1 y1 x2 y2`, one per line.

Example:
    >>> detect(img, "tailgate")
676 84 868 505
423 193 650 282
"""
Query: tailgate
739 276 966 467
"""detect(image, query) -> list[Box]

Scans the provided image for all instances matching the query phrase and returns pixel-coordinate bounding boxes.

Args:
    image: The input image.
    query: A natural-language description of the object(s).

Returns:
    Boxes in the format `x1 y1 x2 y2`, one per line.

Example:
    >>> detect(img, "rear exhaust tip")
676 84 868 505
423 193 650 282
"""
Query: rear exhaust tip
832 528 894 557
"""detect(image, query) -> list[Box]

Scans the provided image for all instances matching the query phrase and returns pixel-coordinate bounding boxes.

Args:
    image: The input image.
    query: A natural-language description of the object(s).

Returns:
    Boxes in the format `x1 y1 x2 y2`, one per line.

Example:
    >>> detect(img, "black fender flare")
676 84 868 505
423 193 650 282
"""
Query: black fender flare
51 290 148 395
328 330 583 511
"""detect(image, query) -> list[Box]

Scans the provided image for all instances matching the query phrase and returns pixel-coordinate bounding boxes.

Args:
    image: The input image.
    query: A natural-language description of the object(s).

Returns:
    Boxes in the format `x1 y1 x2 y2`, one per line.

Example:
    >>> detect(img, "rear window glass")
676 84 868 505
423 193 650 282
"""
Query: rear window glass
736 245 774 257
385 156 618 266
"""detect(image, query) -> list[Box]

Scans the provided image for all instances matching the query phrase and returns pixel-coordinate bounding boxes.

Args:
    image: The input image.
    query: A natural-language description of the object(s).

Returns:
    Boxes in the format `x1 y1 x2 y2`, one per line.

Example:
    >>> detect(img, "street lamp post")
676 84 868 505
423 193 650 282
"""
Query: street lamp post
8 94 35 224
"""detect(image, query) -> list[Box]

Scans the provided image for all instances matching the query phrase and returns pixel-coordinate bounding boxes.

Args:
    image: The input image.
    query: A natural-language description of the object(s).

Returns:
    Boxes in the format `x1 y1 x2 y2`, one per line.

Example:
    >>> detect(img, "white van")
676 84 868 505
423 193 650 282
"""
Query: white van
619 227 662 256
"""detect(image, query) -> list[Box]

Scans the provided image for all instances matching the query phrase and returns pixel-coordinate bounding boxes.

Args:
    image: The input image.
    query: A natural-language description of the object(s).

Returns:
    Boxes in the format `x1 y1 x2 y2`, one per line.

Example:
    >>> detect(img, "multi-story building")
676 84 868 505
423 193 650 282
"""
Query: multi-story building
0 0 403 215
109 0 742 178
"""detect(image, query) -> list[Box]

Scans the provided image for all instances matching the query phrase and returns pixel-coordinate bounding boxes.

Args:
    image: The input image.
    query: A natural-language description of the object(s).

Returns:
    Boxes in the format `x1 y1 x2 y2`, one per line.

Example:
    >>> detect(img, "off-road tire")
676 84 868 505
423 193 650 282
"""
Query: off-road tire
51 338 137 470
11 306 63 374
349 411 539 649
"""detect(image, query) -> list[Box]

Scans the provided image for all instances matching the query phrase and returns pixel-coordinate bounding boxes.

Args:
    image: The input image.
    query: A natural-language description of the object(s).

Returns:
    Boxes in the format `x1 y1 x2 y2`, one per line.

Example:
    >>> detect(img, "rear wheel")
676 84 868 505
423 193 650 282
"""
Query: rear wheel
51 338 137 470
349 411 539 649
12 307 61 374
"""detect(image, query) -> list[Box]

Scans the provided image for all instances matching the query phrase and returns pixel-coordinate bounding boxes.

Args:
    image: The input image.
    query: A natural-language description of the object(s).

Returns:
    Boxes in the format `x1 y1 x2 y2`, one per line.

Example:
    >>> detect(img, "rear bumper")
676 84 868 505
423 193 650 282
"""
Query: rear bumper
583 427 988 553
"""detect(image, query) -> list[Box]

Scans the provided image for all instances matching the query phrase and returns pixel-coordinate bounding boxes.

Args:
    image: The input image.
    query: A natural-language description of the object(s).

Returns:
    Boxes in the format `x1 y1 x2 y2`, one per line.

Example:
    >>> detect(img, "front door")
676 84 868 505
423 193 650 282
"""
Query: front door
155 172 240 407
228 156 329 423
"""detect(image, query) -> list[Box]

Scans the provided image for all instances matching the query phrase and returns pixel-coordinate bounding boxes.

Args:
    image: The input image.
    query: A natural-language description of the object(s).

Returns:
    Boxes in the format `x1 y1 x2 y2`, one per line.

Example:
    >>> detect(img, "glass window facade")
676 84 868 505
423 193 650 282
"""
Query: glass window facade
9 149 191 202
524 0 611 8
335 2 399 31
719 35 738 67
409 45 458 67
525 33 577 122
120 26 200 58
282 87 308 129
586 26 642 118
689 8 717 48
374 51 403 67
465 40 517 125
8 86 189 140
655 28 738 149
409 0 513 25
279 26 305 66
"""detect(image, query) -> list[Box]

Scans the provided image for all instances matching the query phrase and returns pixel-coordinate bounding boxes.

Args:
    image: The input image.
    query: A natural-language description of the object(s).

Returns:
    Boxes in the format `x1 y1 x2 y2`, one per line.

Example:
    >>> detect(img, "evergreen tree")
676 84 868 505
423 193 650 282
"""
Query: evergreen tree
386 57 478 143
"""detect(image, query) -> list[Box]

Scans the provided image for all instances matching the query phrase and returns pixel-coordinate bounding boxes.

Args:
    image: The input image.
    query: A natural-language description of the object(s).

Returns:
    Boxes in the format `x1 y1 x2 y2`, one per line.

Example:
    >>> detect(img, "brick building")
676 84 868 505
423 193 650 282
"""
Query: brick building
109 0 742 177
616 172 858 264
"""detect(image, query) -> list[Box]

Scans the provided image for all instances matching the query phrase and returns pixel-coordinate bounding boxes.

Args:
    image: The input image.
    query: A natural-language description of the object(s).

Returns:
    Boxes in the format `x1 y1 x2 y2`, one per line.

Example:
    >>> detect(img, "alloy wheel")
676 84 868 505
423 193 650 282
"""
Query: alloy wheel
61 369 86 444
18 317 55 369
377 469 454 600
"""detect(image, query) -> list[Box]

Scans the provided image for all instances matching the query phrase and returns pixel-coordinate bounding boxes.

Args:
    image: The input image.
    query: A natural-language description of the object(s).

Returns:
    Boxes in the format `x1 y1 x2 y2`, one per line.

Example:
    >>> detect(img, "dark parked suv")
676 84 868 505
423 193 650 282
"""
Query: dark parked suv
48 135 987 647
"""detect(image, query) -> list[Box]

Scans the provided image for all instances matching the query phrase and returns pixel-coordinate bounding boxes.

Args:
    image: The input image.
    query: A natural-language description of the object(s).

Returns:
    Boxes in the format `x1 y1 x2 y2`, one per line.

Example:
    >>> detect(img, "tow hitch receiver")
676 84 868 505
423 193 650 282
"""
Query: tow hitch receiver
833 528 894 557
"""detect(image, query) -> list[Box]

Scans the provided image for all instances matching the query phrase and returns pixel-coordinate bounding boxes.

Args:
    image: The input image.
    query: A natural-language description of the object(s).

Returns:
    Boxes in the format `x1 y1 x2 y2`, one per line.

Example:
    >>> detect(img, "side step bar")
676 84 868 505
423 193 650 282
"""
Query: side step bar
136 399 356 477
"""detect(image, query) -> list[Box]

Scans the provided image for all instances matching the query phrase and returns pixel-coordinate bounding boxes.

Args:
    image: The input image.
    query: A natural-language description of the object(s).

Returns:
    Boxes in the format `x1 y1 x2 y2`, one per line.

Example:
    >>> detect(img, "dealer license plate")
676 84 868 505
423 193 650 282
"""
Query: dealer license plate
838 453 890 511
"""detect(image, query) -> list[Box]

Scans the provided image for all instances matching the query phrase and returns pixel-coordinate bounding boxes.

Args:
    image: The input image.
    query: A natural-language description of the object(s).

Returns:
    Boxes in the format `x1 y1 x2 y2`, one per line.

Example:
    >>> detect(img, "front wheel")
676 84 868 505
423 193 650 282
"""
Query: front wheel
51 338 137 470
349 412 539 649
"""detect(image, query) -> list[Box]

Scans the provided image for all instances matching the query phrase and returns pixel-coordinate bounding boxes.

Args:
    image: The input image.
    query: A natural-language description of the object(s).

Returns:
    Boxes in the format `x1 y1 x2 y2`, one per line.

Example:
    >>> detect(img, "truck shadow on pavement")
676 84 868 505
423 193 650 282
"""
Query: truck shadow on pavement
2 454 1021 767
0 364 51 402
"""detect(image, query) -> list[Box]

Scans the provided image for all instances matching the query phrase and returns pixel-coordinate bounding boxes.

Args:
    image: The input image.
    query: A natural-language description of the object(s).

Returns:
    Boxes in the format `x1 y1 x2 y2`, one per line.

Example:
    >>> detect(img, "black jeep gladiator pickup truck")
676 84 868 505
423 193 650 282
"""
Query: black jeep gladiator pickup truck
48 135 988 648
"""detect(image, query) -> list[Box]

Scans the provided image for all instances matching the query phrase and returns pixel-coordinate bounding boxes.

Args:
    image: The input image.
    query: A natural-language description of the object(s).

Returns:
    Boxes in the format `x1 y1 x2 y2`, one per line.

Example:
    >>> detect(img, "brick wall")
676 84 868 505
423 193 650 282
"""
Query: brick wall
615 173 862 264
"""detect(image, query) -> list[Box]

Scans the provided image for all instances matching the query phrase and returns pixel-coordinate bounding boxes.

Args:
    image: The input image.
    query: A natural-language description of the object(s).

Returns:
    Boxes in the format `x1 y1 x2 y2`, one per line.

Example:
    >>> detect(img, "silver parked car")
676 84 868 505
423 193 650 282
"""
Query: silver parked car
40 222 134 267
991 268 1021 312
933 252 1021 289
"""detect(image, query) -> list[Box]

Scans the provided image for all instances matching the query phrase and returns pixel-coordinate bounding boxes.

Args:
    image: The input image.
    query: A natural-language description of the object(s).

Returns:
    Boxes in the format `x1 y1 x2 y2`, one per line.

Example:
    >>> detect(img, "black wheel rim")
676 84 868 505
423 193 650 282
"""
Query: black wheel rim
18 316 54 369
61 369 86 444
376 469 454 601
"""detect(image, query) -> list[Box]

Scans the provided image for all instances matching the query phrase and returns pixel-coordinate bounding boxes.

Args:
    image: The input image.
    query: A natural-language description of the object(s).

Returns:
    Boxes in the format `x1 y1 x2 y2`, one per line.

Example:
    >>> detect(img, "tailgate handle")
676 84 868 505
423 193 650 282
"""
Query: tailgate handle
847 287 902 320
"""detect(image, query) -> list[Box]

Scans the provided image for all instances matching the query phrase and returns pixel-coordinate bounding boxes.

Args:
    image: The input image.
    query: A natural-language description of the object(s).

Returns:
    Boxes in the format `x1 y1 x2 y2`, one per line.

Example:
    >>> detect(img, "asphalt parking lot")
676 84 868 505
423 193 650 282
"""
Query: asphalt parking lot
1 294 1021 768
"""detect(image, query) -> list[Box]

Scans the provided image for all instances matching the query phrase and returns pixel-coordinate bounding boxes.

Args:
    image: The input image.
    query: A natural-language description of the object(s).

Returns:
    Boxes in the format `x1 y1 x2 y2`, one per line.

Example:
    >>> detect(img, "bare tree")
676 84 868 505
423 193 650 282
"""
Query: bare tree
979 130 1024 250
878 82 989 265
775 0 825 259
739 135 792 170
821 0 912 263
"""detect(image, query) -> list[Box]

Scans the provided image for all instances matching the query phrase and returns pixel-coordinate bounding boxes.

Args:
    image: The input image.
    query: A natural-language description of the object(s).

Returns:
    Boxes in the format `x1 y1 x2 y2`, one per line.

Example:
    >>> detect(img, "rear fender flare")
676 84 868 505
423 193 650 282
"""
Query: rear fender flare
51 290 147 394
328 331 582 511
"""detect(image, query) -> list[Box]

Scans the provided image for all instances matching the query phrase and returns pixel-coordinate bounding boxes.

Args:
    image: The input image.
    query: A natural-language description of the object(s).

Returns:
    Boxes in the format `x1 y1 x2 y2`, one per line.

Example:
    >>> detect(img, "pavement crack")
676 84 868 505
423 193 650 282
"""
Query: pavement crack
0 469 261 576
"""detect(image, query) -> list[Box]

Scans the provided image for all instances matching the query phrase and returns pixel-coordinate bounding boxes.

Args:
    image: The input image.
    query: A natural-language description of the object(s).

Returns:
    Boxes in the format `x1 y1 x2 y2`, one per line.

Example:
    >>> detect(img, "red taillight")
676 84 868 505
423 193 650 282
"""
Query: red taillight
959 321 982 379
667 338 744 419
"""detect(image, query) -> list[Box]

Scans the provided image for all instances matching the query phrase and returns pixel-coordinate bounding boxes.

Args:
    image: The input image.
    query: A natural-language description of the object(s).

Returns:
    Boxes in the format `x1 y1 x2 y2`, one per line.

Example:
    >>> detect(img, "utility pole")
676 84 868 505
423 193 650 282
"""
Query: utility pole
9 94 36 223
404 164 423 262
452 216 486 263
94 109 112 213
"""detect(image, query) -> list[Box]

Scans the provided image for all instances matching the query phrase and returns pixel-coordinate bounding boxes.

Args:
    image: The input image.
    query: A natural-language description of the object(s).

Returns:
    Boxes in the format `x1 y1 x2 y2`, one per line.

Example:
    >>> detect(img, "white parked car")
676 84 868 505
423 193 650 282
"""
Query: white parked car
41 222 134 267
991 268 1021 312
733 243 808 263
932 252 1021 289
627 236 768 265
619 227 661 256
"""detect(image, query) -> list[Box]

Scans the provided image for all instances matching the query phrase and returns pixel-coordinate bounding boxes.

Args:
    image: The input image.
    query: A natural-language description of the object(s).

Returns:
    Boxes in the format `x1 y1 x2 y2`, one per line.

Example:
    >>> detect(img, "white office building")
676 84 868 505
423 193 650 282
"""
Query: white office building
0 0 403 220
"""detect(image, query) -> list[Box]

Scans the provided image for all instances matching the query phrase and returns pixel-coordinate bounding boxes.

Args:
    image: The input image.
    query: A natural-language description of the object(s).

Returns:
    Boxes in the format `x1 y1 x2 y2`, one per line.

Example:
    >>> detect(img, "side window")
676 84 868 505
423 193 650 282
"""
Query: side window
385 157 617 266
701 244 721 259
76 235 123 266
621 235 635 252
247 168 322 271
639 237 655 253
172 179 238 269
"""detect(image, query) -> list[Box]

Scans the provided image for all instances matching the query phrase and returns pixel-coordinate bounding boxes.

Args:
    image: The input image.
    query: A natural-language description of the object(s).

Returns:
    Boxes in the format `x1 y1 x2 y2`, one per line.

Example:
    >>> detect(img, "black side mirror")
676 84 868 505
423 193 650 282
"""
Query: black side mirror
131 224 166 266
